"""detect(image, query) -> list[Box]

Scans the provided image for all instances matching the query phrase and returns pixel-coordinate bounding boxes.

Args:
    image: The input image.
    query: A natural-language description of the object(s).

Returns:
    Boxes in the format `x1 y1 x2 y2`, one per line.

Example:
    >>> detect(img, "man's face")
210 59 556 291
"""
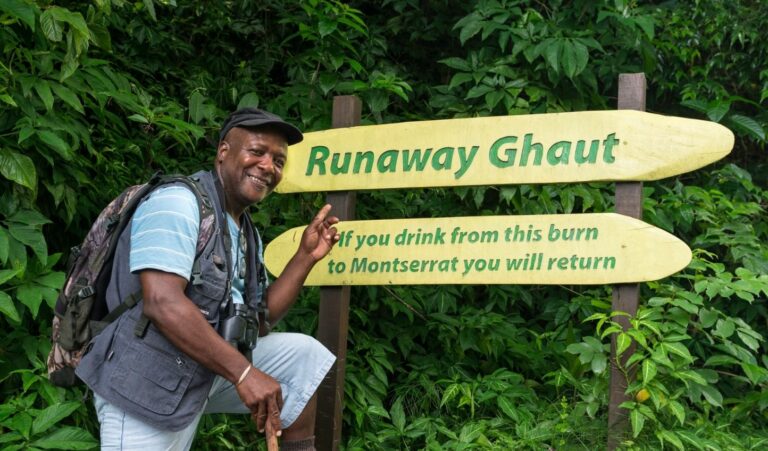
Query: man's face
216 127 287 217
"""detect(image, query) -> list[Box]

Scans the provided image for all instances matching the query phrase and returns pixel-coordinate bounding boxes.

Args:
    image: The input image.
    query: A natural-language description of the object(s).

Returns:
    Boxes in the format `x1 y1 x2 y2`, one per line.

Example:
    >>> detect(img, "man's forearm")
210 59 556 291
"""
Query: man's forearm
263 251 316 326
140 271 250 384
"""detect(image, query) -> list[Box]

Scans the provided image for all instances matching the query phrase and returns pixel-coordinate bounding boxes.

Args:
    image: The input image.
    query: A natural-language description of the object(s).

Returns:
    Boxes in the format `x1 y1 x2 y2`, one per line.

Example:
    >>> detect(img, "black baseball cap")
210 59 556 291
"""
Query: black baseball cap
218 107 303 145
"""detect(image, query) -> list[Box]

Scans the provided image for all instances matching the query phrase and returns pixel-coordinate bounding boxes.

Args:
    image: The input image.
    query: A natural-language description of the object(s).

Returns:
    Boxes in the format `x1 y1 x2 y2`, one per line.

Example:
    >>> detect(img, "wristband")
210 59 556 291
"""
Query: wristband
236 364 252 386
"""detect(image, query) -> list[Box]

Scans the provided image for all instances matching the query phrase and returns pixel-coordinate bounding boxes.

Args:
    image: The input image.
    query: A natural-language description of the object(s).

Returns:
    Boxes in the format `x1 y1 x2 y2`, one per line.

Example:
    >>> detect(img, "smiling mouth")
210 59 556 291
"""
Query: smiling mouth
247 174 272 188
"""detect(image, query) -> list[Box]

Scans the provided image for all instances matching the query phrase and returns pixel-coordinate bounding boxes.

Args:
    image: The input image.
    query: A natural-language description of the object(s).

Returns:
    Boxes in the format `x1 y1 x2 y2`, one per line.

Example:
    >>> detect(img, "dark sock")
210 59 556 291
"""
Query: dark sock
280 436 315 451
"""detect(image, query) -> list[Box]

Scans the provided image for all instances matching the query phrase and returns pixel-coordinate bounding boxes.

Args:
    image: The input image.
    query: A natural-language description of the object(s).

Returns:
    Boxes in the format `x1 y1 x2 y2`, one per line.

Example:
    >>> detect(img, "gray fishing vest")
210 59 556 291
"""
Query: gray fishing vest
75 170 265 431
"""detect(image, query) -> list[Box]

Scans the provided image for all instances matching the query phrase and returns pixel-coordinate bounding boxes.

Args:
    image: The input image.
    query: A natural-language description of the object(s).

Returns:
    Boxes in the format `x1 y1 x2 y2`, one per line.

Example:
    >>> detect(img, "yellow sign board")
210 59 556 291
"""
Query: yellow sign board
264 214 692 285
277 110 732 193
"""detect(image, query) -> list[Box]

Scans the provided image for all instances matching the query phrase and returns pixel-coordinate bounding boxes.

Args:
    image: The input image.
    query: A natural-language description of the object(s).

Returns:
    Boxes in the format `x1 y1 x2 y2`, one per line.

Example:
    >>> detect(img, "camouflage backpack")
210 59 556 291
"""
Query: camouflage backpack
47 173 215 387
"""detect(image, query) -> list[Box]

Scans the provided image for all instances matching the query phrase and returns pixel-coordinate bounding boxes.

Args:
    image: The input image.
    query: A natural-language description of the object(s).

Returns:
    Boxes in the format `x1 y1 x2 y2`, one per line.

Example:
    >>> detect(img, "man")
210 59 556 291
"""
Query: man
76 108 338 450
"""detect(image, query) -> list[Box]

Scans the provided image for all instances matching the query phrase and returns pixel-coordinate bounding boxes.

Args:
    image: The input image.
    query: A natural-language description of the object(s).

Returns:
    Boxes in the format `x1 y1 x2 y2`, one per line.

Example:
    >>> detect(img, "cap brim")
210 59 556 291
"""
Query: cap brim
236 119 304 145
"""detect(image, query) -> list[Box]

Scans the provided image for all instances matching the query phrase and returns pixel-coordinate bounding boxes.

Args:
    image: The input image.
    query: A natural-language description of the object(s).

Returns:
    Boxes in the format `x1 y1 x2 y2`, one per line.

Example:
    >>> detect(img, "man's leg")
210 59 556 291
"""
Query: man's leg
94 393 202 451
204 333 334 448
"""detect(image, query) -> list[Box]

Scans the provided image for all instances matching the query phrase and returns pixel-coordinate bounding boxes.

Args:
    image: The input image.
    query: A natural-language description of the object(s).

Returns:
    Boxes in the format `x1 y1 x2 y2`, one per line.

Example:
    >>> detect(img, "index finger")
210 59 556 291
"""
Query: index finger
267 396 282 438
311 204 334 225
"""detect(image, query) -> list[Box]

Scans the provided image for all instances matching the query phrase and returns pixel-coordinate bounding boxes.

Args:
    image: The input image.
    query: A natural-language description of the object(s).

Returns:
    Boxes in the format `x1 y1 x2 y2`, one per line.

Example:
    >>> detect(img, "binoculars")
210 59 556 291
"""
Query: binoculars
220 303 258 359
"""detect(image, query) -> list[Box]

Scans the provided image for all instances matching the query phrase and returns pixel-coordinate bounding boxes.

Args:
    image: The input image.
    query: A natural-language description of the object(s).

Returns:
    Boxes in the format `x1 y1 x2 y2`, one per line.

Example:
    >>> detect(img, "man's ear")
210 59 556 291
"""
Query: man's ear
216 141 229 164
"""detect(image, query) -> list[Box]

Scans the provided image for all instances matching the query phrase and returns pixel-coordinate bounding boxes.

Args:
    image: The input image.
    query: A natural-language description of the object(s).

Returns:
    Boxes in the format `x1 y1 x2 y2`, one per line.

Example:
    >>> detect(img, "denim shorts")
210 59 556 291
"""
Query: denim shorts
94 332 335 450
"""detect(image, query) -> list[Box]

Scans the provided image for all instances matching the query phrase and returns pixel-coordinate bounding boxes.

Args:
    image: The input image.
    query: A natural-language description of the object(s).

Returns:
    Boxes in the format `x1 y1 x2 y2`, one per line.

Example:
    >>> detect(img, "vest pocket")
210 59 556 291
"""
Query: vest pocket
110 338 197 415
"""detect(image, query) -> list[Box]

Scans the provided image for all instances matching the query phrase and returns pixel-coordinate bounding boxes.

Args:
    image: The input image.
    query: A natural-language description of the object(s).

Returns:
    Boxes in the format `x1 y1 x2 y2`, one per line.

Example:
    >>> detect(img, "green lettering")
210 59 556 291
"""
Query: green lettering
521 134 543 166
402 148 432 171
488 136 518 168
353 151 374 174
331 152 350 174
306 146 329 175
547 141 571 165
575 139 599 164
377 150 398 173
432 146 453 171
603 133 619 163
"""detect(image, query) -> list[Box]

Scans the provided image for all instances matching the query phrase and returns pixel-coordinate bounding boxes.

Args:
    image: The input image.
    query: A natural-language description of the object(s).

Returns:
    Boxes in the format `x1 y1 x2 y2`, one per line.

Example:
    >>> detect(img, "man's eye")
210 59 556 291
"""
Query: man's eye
275 159 286 168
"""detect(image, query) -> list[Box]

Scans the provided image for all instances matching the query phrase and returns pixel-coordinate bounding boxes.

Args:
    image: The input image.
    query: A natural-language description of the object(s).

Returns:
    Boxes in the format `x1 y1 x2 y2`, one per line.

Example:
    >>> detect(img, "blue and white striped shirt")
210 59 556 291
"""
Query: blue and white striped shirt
130 186 267 304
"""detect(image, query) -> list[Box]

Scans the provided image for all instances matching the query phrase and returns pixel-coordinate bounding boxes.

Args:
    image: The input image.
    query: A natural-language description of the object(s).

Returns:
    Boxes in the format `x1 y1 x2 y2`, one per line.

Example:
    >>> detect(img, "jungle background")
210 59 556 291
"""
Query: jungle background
1 0 767 449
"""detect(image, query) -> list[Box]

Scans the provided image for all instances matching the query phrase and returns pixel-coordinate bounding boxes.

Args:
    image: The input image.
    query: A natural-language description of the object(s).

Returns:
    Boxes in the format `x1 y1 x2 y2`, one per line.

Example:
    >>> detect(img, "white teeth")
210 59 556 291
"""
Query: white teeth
248 174 270 186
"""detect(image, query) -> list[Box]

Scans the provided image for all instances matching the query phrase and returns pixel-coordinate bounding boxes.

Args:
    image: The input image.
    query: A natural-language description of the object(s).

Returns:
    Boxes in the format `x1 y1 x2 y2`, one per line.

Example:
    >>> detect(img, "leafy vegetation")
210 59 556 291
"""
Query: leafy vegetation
1 0 766 449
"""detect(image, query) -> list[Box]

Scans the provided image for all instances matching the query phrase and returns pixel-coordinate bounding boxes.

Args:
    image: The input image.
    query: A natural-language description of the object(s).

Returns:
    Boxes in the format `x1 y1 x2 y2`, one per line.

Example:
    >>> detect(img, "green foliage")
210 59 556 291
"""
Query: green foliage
1 0 767 449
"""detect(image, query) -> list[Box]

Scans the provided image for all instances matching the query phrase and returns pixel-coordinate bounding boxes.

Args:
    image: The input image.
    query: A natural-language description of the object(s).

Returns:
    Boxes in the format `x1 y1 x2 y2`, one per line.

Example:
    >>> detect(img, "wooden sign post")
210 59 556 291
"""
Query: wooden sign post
608 73 646 449
314 96 360 451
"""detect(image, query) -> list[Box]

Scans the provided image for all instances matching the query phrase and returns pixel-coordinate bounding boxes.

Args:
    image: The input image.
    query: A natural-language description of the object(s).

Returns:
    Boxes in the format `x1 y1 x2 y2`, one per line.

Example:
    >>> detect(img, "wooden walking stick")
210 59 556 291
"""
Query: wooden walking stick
265 419 279 451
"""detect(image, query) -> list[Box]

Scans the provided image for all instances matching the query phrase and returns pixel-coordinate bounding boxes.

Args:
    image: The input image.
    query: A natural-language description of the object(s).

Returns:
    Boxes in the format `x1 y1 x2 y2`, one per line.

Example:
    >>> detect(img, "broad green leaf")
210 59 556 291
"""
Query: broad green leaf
663 342 693 362
31 402 82 435
542 39 561 74
60 54 79 82
0 430 22 444
657 430 684 451
706 101 730 123
616 332 632 357
40 10 63 42
33 80 54 111
572 41 589 76
7 209 51 226
737 330 760 351
29 426 97 450
0 227 9 264
674 370 707 385
0 269 20 285
8 411 33 439
0 93 17 107
188 91 206 124
676 430 709 450
36 130 73 160
740 362 768 385
0 0 36 30
127 114 149 124
16 284 44 318
465 85 494 100
0 291 21 322
449 73 474 90
642 359 657 383
560 40 577 79
50 83 84 114
0 148 37 190
88 22 112 50
713 319 735 338
237 92 260 109
497 396 518 420
48 7 89 38
35 271 64 289
591 354 607 374
698 308 718 328
699 384 723 407
142 0 157 21
390 397 405 432
667 400 685 425
727 114 766 140
7 225 47 265
633 15 655 40
18 126 34 143
704 354 739 366
440 57 472 72
318 18 338 37
459 19 483 45
630 409 645 438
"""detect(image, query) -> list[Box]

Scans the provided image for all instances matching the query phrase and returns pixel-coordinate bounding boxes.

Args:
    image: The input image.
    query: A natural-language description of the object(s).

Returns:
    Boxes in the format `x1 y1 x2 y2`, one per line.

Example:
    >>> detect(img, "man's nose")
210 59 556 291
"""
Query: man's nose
257 155 275 173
